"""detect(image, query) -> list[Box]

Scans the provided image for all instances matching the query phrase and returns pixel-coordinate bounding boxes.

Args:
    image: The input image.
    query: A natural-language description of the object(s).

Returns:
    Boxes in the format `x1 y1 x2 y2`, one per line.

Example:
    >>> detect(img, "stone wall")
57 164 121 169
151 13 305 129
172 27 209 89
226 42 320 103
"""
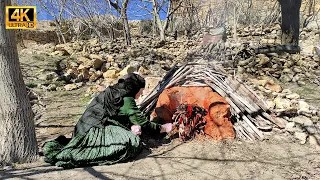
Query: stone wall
18 30 59 45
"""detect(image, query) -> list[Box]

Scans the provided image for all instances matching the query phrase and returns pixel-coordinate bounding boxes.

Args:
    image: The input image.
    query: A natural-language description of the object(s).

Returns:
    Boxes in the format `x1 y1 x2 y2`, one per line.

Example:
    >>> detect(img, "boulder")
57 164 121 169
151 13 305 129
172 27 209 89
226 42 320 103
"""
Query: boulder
266 100 275 110
50 50 68 56
285 122 296 132
286 93 300 99
64 84 78 91
257 54 270 65
298 100 310 113
80 68 89 80
39 72 58 81
119 65 136 77
293 67 302 73
89 39 99 46
92 59 104 69
265 80 282 92
47 84 57 91
291 54 301 62
137 76 162 103
101 43 108 50
55 44 72 54
279 74 293 83
274 97 291 109
250 79 267 87
309 135 319 146
89 54 103 61
89 71 103 82
103 69 118 79
294 132 308 144
101 62 111 72
291 116 313 126
72 42 82 51
107 55 114 62
138 66 150 75
77 56 92 68
67 61 79 68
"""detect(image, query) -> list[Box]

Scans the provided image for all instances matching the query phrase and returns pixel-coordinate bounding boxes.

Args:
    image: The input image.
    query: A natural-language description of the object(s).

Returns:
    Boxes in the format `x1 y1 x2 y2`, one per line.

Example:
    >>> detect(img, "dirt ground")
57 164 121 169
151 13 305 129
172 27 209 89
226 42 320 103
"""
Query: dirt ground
1 138 320 180
0 53 320 179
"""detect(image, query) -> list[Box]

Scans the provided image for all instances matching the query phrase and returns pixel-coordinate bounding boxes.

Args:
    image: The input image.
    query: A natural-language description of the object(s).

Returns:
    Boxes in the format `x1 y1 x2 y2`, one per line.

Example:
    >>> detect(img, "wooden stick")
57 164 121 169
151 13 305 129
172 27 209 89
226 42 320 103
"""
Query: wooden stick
262 112 286 128
237 123 253 141
231 77 269 110
165 67 194 88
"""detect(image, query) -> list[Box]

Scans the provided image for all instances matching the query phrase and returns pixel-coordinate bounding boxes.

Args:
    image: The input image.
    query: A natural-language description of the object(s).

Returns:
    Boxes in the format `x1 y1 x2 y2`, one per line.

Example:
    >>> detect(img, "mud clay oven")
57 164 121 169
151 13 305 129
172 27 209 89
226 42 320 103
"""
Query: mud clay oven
139 63 280 141
151 86 235 140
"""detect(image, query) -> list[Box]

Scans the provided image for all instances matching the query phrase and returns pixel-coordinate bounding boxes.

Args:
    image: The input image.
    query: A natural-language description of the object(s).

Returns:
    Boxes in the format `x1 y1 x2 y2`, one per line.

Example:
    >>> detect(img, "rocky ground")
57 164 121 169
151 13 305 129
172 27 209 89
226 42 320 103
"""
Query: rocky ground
1 23 320 179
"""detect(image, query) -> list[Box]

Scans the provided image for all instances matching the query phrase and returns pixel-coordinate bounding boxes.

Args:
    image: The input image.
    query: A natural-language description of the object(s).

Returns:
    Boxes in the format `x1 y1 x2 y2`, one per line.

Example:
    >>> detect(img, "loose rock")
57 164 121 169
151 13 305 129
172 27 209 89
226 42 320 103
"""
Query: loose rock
291 116 313 126
294 132 308 144
103 69 118 79
308 135 319 146
64 84 78 91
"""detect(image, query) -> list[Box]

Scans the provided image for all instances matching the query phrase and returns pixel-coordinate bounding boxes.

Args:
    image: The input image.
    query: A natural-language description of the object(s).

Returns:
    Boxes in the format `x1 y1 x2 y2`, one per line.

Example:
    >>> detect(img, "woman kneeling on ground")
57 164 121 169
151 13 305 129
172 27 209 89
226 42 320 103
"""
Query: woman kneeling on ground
43 73 172 169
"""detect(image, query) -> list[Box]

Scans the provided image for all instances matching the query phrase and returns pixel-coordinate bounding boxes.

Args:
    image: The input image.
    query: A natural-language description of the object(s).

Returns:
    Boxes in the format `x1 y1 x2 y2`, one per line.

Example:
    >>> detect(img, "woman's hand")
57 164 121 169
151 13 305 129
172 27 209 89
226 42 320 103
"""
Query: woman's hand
160 123 173 133
131 125 142 136
96 85 106 92
149 115 155 121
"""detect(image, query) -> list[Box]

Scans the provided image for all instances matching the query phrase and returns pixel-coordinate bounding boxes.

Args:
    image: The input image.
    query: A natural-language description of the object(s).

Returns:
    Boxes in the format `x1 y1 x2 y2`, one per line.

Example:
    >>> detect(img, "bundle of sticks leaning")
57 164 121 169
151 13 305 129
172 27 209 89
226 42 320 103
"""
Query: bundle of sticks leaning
171 104 208 141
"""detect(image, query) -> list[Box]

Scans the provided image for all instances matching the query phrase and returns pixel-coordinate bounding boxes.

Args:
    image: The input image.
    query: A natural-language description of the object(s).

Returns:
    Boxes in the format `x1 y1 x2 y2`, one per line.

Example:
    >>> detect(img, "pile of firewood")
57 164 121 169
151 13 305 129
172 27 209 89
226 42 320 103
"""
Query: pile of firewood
139 62 285 140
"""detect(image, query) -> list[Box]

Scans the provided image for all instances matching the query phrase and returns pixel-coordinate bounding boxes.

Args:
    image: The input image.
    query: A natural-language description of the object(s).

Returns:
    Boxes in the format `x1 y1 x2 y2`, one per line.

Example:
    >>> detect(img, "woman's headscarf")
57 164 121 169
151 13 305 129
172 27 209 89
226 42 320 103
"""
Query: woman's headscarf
117 73 146 97
74 73 146 135
103 72 145 116
112 73 146 97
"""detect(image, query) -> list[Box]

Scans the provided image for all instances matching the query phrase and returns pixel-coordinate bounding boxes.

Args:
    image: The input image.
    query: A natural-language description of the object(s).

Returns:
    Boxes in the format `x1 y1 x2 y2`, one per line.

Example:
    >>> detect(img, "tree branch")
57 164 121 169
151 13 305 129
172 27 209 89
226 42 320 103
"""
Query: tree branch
167 0 183 18
107 0 121 13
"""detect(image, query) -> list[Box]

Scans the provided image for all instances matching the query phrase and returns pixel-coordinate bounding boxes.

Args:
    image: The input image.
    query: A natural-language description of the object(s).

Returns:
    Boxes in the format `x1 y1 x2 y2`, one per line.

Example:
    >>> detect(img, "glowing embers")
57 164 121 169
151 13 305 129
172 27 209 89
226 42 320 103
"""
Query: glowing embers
172 104 207 141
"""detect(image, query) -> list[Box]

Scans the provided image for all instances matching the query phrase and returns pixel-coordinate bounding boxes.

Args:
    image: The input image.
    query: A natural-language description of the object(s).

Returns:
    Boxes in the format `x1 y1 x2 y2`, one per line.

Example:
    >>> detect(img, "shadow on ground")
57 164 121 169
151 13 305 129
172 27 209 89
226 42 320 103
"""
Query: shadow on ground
1 138 319 180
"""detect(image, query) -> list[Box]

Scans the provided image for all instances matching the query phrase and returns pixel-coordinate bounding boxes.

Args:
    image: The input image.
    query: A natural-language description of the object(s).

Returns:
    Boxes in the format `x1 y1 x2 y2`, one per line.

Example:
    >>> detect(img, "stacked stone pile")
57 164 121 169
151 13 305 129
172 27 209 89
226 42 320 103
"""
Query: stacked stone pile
191 25 320 86
236 52 320 85
244 77 320 145
45 38 198 84
246 78 318 116
226 24 320 49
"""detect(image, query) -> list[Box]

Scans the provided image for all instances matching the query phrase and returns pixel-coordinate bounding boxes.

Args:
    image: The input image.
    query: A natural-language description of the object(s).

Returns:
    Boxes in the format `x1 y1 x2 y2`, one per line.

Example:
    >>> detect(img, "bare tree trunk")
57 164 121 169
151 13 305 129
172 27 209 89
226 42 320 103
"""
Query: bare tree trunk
233 6 238 41
159 28 165 41
152 13 156 38
107 0 131 45
110 16 115 40
278 0 302 45
153 0 166 41
121 0 131 45
0 0 38 165
121 10 131 45
55 29 62 44
56 24 66 44
153 0 183 41
16 30 26 49
110 26 115 40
